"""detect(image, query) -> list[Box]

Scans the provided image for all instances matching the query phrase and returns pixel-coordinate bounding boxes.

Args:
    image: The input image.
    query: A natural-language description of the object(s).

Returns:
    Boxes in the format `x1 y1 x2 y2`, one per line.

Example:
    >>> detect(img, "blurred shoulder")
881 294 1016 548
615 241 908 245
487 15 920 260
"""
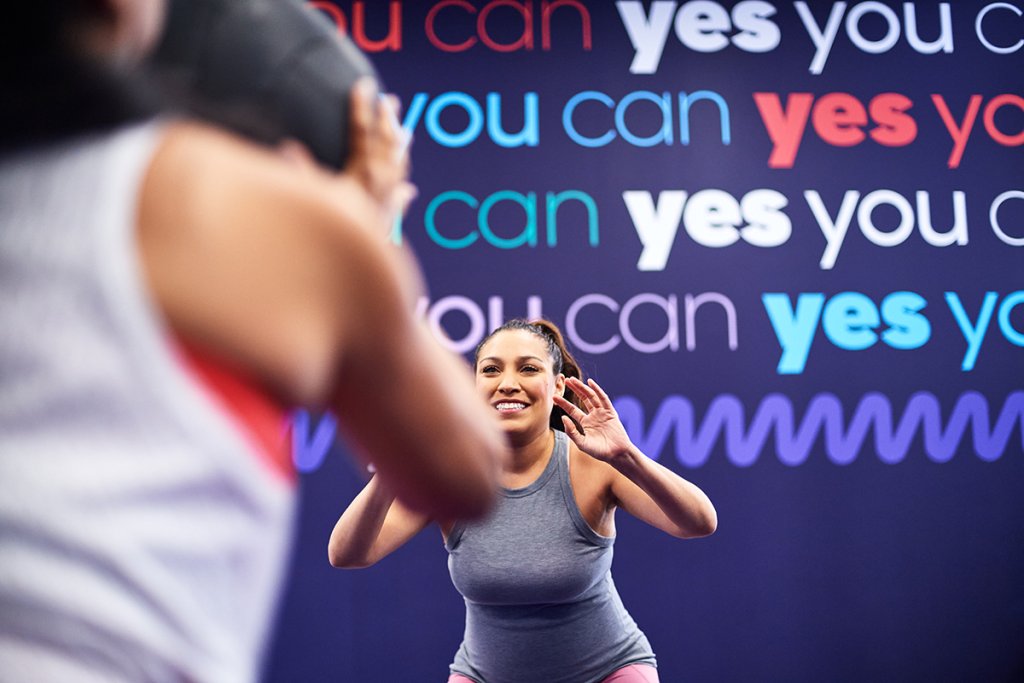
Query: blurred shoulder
145 120 378 234
134 120 402 404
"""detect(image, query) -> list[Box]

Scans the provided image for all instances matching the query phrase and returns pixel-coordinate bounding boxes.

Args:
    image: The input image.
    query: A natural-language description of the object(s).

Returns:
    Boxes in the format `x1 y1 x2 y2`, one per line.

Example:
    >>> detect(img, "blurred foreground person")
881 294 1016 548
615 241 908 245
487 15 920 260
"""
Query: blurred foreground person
0 1 504 681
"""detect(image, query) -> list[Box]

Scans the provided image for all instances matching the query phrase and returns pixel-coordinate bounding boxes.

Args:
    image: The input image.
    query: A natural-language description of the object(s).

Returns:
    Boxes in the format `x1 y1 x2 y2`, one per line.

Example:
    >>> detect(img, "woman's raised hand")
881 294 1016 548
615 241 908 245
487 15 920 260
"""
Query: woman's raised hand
553 377 634 463
346 78 416 223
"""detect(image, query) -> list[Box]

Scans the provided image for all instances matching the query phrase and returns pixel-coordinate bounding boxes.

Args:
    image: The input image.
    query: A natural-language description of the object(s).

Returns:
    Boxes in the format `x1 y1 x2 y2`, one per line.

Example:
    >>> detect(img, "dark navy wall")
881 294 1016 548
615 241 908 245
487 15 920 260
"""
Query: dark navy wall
267 2 1024 681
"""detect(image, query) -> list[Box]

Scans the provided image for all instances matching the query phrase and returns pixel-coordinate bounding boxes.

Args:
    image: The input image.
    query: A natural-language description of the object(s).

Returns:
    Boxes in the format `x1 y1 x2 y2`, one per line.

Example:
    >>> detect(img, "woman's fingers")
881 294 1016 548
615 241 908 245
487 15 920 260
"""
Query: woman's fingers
375 94 398 142
375 93 411 163
565 376 614 412
564 376 599 409
394 181 418 214
553 394 581 417
349 78 376 142
343 78 415 222
586 378 614 409
561 416 592 452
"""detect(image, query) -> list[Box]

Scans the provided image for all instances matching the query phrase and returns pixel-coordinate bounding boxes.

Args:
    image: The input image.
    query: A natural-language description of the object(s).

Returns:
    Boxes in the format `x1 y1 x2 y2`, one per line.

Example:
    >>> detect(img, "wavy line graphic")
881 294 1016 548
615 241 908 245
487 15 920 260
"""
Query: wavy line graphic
613 391 1024 467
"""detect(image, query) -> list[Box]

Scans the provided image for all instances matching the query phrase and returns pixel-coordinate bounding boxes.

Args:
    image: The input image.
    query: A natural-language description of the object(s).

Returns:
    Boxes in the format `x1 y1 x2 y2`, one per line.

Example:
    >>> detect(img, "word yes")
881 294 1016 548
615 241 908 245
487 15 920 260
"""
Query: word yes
754 92 916 168
617 0 779 73
764 291 929 374
623 188 790 270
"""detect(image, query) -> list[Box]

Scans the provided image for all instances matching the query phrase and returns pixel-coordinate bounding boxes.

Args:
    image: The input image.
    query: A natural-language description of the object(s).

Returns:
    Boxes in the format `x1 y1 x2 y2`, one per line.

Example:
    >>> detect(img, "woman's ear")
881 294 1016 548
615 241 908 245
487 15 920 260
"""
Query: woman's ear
555 373 566 398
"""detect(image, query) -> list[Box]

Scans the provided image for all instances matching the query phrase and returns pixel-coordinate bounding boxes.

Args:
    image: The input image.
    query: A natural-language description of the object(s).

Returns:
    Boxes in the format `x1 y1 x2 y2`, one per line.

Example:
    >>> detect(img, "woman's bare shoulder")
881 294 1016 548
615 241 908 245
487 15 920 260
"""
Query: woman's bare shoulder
135 120 399 404
147 121 376 229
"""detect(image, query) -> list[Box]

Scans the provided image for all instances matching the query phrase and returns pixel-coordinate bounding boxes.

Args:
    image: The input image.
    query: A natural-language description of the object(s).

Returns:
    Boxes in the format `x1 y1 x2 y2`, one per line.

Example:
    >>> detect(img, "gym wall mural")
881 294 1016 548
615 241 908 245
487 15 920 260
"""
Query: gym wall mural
270 2 1023 681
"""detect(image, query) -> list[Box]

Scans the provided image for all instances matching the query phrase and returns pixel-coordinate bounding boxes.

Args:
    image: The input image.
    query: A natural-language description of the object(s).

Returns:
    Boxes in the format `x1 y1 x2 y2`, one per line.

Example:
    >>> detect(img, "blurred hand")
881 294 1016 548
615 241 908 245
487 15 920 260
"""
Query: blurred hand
346 78 417 224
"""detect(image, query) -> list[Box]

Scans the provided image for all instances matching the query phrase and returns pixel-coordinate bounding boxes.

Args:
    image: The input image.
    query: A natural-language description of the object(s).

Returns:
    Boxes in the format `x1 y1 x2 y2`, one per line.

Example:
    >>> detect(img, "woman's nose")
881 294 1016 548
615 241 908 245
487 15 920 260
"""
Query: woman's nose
497 374 519 392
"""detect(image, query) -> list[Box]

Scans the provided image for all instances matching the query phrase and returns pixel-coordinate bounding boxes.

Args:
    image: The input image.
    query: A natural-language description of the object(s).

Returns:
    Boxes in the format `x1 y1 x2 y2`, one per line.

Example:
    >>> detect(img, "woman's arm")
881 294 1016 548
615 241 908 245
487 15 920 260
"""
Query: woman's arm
604 445 717 539
328 476 431 568
137 87 504 520
554 377 717 538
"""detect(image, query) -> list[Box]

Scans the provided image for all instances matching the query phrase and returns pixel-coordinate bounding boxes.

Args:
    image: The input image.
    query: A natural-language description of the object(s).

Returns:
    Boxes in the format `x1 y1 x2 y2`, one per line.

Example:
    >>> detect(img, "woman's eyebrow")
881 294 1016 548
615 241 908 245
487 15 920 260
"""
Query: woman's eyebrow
478 356 545 363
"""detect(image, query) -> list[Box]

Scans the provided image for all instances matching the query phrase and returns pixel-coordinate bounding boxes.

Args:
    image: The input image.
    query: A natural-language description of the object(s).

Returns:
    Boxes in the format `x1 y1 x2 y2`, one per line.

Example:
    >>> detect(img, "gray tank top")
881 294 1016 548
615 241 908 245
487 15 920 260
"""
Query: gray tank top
446 430 656 683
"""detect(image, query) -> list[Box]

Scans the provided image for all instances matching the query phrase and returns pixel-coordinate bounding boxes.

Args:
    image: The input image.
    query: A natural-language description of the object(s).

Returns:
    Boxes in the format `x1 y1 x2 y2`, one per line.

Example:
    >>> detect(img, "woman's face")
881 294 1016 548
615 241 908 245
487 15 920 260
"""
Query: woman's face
476 330 565 439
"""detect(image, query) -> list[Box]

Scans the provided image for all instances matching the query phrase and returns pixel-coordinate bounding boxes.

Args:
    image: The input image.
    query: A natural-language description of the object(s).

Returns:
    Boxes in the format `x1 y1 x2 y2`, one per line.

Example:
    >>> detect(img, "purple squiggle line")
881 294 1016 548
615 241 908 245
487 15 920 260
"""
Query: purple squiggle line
614 391 1024 467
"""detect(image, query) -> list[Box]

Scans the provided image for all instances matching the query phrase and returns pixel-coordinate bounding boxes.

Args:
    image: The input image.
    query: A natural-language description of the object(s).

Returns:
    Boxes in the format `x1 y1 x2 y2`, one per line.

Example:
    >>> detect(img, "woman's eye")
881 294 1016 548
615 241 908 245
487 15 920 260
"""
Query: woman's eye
521 365 539 373
480 365 498 374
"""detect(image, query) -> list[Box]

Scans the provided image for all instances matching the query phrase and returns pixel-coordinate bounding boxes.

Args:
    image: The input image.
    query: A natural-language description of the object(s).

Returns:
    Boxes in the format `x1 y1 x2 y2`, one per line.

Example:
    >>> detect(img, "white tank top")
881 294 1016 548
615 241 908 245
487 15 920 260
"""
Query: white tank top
0 122 296 682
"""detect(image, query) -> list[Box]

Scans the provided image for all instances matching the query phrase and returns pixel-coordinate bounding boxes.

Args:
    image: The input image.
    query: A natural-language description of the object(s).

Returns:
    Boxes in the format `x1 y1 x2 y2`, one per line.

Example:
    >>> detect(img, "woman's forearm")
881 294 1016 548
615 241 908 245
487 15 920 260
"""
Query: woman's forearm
328 477 395 568
611 446 718 538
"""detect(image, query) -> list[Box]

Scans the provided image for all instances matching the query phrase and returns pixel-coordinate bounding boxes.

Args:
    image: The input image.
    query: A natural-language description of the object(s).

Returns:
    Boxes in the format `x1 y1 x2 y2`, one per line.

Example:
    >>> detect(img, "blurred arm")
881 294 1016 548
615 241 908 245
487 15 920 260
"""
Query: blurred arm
137 121 503 520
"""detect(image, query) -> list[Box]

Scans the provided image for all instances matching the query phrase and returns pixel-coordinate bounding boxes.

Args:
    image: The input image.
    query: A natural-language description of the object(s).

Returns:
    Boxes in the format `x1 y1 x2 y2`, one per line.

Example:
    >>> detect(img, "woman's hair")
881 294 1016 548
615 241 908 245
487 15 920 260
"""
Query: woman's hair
1 1 374 167
474 319 585 431
0 2 162 154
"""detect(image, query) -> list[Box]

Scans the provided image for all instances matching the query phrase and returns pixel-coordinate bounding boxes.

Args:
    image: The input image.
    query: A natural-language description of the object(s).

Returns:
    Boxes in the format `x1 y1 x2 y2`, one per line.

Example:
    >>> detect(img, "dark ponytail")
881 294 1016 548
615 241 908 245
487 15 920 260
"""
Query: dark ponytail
474 318 585 432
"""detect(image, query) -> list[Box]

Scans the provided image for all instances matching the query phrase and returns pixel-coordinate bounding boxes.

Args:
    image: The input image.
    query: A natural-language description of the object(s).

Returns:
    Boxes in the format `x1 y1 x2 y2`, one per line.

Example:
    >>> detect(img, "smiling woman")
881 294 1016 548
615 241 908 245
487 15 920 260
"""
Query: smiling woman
328 318 718 683
475 318 584 434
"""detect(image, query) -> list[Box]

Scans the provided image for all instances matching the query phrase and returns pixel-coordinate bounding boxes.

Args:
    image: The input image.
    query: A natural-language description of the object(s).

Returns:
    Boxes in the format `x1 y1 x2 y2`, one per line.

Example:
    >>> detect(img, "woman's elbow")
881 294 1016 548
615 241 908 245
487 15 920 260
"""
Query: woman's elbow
327 547 349 568
327 544 373 569
401 431 501 520
699 513 718 537
677 505 717 539
695 504 718 537
432 475 496 521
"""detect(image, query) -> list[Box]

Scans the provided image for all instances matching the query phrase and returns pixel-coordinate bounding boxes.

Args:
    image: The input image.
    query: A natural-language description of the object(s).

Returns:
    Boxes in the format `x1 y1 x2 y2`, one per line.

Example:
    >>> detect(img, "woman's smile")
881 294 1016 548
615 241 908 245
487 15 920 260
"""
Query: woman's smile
495 401 529 414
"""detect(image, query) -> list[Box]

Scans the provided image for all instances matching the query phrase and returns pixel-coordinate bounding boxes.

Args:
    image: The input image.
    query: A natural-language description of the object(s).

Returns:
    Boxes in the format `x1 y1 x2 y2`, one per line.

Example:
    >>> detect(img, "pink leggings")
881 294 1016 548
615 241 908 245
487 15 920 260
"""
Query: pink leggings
448 663 659 682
